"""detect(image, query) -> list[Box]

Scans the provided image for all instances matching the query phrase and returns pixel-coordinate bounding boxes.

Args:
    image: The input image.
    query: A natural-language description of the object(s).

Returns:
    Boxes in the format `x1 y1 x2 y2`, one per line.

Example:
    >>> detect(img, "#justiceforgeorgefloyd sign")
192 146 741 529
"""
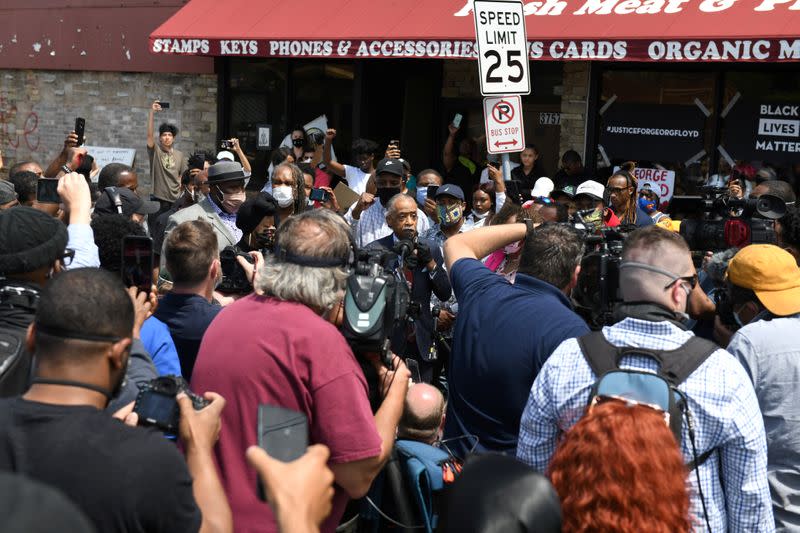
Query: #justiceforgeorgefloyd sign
724 101 800 163
600 103 706 162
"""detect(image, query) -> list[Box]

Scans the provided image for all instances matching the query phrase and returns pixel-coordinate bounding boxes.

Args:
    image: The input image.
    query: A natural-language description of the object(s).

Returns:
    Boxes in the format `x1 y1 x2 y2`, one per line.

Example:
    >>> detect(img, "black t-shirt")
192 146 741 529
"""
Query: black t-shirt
552 168 589 194
510 162 548 190
0 398 201 533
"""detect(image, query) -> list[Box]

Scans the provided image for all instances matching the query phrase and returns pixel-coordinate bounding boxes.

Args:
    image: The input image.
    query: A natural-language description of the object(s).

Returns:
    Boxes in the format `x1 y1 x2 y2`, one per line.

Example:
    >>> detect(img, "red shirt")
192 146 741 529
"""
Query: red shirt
604 208 621 227
191 295 381 533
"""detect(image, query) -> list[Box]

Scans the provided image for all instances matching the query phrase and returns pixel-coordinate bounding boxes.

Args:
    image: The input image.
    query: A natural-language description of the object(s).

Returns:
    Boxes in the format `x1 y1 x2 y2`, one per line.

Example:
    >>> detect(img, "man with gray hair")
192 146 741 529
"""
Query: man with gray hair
517 225 773 531
192 208 410 533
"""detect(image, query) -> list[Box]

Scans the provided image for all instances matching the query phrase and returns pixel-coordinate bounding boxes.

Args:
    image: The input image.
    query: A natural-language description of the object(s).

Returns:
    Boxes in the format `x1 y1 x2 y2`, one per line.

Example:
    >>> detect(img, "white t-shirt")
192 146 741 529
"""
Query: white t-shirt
344 165 372 195
480 162 519 184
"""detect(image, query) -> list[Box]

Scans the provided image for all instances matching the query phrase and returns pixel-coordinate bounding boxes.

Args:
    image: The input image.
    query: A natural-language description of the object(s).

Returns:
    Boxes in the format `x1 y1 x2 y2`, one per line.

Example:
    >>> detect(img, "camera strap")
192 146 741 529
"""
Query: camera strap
31 378 112 400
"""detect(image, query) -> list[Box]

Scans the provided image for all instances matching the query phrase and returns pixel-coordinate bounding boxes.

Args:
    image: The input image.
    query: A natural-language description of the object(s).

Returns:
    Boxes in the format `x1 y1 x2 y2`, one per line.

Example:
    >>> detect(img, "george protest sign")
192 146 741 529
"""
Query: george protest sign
615 165 676 202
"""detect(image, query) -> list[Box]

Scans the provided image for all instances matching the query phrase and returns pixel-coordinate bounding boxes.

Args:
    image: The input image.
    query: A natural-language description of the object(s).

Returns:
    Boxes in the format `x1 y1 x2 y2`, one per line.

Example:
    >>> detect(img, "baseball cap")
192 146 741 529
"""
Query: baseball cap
94 188 160 217
0 181 17 205
0 207 68 274
375 158 404 177
215 150 235 162
551 185 575 199
530 177 554 198
435 184 465 201
727 244 800 316
575 180 605 201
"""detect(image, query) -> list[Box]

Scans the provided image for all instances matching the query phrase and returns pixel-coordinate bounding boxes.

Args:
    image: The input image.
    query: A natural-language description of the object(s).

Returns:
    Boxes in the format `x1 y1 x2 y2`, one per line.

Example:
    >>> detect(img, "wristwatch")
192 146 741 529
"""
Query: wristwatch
524 218 535 234
61 164 72 174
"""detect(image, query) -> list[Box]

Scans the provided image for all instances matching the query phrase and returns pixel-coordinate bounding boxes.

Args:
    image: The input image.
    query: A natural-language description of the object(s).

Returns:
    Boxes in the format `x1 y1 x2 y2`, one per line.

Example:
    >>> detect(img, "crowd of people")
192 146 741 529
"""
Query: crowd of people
0 103 799 533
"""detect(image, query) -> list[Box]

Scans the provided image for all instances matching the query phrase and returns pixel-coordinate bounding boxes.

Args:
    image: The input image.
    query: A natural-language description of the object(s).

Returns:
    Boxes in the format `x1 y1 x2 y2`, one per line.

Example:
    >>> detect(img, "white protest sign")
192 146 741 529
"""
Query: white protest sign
84 146 136 172
483 95 525 154
615 166 676 202
473 0 530 96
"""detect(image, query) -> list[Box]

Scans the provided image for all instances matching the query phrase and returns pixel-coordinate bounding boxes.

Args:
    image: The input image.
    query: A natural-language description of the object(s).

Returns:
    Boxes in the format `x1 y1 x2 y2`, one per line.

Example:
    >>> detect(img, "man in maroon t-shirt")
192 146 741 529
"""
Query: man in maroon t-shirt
192 208 409 533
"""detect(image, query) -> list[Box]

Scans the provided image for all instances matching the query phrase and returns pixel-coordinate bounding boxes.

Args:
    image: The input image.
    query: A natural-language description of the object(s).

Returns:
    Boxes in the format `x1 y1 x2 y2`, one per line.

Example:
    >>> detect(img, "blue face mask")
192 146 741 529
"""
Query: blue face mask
638 196 657 214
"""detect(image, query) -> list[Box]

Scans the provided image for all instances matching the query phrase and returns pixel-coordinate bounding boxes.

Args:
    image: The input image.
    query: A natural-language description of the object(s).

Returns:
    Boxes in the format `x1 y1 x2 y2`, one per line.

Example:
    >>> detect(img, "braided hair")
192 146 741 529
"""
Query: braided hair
609 161 638 225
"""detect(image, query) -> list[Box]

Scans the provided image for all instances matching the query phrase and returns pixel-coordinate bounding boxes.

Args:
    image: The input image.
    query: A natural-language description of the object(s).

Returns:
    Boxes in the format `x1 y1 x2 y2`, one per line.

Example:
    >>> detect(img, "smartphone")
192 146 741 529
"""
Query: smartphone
158 101 170 109
452 113 463 129
74 117 85 146
257 405 308 501
36 178 60 204
389 139 401 150
121 236 154 295
427 185 439 201
309 188 329 202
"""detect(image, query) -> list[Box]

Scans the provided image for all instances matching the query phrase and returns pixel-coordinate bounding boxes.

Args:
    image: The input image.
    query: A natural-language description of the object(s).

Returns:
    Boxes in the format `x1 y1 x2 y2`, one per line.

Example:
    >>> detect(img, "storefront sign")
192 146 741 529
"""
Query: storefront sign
483 95 525 154
600 103 706 162
472 0 530 95
150 38 800 62
725 101 800 162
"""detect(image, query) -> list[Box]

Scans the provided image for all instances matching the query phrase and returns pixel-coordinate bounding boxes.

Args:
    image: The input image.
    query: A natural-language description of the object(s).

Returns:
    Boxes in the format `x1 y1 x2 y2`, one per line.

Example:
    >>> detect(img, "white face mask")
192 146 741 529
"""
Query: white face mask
471 209 489 220
272 185 294 208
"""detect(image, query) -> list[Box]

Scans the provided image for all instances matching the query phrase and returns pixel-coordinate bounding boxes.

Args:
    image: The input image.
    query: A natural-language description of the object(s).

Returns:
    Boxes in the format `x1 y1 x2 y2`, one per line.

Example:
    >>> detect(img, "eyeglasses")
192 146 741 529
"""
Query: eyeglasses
60 248 75 267
606 186 631 195
619 261 698 293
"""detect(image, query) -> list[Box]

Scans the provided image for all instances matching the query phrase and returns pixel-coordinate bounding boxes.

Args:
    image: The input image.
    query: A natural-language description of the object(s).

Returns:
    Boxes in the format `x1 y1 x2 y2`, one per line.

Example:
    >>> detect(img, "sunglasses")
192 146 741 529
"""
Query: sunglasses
619 261 698 292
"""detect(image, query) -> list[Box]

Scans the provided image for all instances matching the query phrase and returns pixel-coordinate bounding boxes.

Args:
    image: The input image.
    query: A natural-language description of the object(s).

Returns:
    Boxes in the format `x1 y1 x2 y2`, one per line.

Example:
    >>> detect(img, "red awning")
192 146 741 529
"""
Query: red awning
150 0 800 62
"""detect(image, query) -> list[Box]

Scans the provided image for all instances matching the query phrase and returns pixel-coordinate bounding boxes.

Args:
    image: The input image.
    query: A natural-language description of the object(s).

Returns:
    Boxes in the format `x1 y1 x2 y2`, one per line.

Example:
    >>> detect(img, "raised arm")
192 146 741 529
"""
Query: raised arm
443 123 459 172
231 138 252 174
147 100 162 149
443 222 528 272
43 131 79 178
323 128 346 177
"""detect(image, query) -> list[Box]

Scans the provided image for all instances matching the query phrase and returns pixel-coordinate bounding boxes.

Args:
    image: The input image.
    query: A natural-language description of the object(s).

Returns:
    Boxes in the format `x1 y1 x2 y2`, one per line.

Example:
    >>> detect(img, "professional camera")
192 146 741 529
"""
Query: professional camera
341 247 410 368
572 222 630 330
668 188 786 251
133 375 210 435
218 246 254 293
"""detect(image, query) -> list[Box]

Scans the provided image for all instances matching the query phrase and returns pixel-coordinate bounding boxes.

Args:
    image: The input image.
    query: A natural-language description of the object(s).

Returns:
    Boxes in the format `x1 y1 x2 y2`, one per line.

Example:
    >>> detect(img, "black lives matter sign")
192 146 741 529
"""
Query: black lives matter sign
600 103 706 162
725 102 800 163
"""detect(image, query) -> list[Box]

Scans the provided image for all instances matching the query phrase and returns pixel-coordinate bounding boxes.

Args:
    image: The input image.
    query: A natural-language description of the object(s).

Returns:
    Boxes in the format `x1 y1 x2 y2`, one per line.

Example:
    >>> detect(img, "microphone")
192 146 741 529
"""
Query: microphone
104 187 123 215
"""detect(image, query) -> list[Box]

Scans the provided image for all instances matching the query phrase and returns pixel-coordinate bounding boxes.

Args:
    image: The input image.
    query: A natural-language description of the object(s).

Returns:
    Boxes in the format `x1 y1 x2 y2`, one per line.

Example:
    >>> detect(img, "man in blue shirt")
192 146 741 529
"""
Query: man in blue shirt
725 244 800 531
155 219 229 380
518 226 773 532
442 221 589 458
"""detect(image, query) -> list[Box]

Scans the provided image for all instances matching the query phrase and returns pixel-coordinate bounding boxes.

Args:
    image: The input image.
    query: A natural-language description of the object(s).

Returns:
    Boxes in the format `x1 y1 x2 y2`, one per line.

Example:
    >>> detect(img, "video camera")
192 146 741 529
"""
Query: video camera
572 211 632 329
218 246 255 294
341 246 411 368
668 187 787 251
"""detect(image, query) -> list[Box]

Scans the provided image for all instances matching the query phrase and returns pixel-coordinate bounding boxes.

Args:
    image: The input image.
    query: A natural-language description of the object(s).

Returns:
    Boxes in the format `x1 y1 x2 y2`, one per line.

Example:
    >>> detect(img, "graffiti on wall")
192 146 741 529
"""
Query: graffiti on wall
0 95 40 152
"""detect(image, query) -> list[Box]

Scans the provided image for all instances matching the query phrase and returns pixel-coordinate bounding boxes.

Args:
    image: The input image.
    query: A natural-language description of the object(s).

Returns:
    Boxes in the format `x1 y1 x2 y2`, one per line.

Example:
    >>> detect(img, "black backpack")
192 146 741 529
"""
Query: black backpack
577 331 718 469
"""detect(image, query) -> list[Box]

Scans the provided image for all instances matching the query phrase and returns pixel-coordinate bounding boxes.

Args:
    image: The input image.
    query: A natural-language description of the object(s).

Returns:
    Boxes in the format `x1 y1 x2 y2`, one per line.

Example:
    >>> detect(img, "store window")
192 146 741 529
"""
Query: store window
718 71 800 196
594 70 716 197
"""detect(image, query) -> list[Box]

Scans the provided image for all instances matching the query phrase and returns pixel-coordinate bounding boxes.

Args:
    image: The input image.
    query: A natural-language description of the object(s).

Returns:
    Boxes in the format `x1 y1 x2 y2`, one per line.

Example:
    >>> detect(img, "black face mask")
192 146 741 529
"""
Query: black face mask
292 138 305 148
252 227 276 251
377 187 402 206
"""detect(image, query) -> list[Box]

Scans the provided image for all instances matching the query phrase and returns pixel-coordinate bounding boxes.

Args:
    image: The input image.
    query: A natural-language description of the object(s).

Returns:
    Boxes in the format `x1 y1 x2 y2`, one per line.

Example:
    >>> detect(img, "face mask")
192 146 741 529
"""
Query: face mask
216 186 246 214
416 188 428 205
272 185 294 208
377 187 401 206
471 209 489 220
638 196 656 214
504 240 523 255
437 204 463 227
292 138 305 148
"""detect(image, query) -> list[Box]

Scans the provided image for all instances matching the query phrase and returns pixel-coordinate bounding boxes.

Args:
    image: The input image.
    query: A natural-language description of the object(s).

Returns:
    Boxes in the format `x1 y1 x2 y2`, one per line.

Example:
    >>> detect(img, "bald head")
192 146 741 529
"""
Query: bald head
398 383 446 444
619 226 694 309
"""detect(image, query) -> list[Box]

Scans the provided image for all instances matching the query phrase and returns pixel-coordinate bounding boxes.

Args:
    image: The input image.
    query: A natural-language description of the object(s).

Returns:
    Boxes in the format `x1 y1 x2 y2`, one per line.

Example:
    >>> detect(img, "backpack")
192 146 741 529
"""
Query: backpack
577 331 717 469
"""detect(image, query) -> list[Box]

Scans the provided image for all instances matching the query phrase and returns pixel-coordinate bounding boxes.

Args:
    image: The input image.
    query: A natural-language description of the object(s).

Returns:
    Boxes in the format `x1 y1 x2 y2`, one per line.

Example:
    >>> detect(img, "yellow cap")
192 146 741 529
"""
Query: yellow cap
727 244 800 316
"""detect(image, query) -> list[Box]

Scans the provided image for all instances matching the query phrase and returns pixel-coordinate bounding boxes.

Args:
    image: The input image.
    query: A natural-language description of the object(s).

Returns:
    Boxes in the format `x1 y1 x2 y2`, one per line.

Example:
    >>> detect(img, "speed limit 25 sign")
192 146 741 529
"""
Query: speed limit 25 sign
473 0 530 96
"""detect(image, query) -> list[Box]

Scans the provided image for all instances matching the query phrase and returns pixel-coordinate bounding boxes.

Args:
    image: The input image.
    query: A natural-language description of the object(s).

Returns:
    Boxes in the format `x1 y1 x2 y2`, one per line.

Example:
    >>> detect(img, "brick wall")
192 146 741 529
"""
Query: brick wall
558 61 591 162
441 60 482 99
0 69 218 195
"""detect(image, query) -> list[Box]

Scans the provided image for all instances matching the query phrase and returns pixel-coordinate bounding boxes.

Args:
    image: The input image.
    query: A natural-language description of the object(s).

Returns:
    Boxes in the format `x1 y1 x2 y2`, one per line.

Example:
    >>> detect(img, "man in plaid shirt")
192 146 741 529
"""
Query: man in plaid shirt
517 226 773 532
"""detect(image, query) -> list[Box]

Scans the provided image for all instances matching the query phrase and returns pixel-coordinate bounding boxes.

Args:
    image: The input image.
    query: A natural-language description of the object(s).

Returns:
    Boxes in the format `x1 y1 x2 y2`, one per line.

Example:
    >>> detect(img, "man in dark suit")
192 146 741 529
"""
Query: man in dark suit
367 193 452 384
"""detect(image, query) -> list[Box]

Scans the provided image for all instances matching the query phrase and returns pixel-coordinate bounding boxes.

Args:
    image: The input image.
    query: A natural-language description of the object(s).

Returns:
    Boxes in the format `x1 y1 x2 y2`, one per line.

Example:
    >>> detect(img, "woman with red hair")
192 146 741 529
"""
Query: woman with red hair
548 398 692 533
